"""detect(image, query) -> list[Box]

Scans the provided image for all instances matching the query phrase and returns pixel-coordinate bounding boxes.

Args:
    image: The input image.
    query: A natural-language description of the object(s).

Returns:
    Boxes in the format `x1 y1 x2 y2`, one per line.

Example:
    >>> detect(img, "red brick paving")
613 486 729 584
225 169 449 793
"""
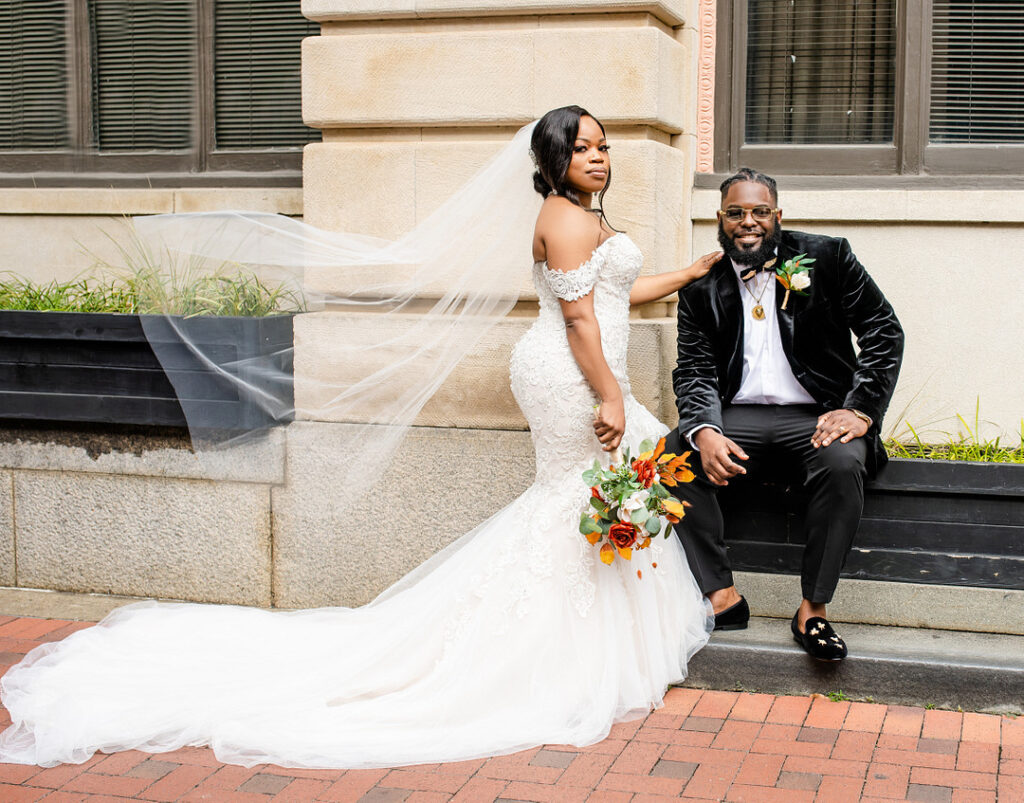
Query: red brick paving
0 617 1018 802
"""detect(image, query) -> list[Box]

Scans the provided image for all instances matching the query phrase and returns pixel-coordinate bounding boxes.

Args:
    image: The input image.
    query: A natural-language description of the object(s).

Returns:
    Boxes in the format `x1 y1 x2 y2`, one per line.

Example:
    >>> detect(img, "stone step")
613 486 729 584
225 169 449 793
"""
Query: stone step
735 571 1024 635
685 615 1024 715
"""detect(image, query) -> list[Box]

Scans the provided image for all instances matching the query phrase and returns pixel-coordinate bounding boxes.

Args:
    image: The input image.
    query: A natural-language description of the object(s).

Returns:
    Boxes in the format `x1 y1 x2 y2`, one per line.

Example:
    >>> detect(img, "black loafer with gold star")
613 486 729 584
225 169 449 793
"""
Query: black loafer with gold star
791 613 848 662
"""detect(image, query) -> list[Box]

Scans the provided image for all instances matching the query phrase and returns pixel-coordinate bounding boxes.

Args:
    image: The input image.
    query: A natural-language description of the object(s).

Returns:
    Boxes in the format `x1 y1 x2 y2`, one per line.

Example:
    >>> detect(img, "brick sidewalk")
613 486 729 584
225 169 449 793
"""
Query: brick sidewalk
0 616 1021 802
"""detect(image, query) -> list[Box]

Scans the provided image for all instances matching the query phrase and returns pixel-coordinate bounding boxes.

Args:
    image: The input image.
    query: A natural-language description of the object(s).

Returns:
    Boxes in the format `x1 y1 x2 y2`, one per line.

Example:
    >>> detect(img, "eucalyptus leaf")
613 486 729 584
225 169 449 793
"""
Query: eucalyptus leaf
644 516 662 535
630 508 648 526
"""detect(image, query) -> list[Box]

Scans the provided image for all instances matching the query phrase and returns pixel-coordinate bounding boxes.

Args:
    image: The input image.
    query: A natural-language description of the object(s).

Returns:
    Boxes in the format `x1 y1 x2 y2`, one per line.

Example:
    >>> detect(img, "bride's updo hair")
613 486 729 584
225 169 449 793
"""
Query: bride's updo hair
531 105 613 216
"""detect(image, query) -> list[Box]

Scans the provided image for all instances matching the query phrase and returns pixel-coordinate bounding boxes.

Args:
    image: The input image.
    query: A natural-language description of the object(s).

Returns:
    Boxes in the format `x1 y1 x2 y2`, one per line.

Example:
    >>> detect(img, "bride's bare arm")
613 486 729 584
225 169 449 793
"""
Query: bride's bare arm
540 212 624 452
629 251 722 306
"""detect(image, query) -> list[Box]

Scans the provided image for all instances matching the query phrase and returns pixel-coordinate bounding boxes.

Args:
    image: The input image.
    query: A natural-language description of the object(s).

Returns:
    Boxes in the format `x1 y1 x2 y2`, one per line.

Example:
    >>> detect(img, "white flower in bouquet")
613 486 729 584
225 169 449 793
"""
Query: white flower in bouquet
619 489 650 522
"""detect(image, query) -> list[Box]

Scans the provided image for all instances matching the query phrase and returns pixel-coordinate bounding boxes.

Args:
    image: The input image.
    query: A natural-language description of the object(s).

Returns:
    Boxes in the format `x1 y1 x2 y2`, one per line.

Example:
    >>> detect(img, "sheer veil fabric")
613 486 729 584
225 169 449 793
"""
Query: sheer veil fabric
135 121 544 489
0 121 714 769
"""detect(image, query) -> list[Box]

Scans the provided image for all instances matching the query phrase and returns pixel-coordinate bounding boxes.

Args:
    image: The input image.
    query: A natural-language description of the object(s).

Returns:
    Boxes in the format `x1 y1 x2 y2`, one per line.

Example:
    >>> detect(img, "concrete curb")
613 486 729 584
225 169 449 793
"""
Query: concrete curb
686 616 1024 715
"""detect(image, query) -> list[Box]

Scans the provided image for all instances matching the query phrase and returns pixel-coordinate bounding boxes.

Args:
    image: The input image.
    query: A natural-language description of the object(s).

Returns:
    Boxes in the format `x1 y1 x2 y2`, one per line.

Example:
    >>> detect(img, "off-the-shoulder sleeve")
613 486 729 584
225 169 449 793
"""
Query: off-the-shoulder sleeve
542 252 600 301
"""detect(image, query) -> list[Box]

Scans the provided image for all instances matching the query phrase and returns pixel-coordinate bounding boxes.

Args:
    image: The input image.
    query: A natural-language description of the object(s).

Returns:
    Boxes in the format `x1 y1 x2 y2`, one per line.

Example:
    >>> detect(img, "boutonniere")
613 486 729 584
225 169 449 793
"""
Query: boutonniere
775 253 815 310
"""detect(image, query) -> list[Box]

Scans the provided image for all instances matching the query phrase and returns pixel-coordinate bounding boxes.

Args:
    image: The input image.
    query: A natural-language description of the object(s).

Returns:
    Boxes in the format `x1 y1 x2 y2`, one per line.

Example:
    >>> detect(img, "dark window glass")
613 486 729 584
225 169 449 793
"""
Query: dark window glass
930 2 1024 144
0 0 69 149
214 0 320 149
1 0 316 180
744 0 897 145
89 0 195 150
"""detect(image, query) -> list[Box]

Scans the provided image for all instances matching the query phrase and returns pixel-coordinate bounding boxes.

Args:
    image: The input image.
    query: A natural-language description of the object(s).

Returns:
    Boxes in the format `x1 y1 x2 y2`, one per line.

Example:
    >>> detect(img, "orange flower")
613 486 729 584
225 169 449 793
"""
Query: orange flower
608 521 638 550
631 458 657 488
590 486 602 499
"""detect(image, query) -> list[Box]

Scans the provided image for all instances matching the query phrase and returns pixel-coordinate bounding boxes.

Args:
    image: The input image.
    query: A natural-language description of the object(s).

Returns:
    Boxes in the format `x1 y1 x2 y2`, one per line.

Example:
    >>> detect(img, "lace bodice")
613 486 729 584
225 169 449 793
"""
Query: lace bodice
518 232 642 395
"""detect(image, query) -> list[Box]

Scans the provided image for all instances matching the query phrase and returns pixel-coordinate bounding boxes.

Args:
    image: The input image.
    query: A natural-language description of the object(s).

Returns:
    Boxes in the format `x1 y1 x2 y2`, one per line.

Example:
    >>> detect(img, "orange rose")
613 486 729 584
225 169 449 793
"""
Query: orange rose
591 486 602 499
632 458 657 488
608 521 638 550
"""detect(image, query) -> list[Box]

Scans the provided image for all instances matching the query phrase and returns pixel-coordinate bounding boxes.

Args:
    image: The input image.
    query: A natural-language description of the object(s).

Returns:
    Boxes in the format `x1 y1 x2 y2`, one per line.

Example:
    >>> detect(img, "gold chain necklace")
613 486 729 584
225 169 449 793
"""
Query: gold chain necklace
739 256 777 320
741 272 771 320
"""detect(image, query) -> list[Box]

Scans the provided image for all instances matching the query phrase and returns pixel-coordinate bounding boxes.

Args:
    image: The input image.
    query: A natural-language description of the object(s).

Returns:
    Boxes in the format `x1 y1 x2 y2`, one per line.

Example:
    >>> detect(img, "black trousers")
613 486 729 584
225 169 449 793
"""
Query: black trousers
665 404 867 604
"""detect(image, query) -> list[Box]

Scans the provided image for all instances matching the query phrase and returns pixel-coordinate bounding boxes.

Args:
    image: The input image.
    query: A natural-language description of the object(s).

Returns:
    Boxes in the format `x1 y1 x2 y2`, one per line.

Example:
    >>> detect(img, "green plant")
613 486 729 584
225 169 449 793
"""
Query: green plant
827 690 850 703
885 400 1024 464
92 223 304 317
0 274 139 313
924 702 936 710
0 221 305 318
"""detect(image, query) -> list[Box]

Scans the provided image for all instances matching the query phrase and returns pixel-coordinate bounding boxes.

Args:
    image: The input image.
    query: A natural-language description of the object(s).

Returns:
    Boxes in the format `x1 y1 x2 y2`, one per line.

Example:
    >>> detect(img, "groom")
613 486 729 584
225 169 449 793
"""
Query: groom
664 168 904 661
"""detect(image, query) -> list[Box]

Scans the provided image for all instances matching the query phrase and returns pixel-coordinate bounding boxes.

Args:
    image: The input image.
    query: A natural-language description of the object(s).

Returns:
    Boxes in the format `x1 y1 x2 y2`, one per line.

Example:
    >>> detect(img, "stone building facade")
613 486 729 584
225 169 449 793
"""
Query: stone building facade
0 1 1020 608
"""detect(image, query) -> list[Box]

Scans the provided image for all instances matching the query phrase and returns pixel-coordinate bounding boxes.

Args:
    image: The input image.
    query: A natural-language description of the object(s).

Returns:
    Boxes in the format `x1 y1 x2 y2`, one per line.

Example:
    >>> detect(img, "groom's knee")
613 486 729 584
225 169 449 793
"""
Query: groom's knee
812 440 867 483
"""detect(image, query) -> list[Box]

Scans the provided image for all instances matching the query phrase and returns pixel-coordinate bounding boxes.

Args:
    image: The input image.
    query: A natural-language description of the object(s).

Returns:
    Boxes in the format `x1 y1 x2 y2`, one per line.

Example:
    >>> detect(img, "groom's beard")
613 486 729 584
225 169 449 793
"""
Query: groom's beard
717 219 782 266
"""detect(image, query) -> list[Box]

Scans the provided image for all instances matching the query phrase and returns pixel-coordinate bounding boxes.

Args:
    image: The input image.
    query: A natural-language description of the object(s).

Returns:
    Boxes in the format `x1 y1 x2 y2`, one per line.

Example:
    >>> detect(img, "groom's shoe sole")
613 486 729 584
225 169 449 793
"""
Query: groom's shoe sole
713 596 749 631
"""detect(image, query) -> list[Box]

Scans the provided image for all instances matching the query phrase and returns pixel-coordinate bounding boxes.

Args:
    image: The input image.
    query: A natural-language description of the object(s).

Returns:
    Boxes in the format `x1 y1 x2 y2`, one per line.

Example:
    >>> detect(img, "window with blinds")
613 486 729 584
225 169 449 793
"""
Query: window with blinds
0 0 69 149
215 0 319 149
930 2 1024 143
90 0 195 151
1 0 317 181
744 0 897 145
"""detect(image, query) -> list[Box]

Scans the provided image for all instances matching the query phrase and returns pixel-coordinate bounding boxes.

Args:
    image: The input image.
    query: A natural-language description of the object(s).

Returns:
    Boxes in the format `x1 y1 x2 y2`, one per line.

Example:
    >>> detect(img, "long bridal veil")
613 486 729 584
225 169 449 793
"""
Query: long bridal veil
133 122 542 494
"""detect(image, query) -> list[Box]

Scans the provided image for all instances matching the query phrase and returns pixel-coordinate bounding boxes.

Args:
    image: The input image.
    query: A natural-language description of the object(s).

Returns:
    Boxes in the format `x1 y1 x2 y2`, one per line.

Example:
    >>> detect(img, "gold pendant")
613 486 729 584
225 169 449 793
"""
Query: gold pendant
752 304 766 320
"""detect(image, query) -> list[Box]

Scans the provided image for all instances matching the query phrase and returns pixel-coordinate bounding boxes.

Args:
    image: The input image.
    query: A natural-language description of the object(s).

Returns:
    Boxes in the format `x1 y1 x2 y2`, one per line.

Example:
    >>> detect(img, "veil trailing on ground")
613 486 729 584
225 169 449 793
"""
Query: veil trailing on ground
132 122 541 498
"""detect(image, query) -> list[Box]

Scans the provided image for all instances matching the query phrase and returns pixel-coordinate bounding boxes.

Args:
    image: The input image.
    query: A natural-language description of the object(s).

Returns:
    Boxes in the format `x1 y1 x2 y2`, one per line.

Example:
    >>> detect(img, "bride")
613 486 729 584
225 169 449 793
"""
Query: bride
0 106 720 769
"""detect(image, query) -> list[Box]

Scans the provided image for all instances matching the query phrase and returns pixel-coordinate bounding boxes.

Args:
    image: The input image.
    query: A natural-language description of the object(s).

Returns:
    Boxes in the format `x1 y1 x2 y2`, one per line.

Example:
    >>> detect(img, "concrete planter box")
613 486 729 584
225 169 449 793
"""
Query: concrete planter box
719 458 1024 589
0 310 294 430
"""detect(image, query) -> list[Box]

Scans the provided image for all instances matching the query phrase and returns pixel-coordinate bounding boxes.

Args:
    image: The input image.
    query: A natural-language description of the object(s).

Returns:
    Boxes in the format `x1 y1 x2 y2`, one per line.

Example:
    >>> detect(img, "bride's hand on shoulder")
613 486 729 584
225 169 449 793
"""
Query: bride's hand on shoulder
593 396 625 451
683 251 723 287
628 251 722 306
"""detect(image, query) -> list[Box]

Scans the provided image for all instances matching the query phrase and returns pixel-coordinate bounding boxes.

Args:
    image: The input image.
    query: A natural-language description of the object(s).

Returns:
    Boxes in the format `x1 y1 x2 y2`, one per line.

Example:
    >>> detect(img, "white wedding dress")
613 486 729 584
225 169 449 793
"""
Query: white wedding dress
0 232 712 769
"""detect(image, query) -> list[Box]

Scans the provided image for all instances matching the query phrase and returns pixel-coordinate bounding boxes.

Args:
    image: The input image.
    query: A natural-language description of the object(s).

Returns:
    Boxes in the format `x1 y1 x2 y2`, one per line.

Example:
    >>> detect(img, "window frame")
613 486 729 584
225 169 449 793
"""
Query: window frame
0 0 313 187
713 0 1024 177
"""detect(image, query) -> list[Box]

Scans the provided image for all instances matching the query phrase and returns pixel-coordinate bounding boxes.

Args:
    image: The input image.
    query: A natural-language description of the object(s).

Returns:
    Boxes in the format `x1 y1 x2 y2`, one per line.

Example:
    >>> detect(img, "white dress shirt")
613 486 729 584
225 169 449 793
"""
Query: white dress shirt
730 258 816 406
687 256 815 447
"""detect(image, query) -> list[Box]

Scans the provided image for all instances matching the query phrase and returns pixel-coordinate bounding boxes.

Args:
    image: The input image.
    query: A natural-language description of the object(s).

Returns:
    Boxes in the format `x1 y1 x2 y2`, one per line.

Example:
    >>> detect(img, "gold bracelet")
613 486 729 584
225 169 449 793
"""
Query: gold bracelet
850 409 873 427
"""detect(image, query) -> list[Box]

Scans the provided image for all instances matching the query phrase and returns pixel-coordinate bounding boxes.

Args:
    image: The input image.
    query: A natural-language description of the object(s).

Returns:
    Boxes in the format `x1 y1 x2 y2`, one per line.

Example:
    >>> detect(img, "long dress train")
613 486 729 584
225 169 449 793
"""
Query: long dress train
0 232 712 769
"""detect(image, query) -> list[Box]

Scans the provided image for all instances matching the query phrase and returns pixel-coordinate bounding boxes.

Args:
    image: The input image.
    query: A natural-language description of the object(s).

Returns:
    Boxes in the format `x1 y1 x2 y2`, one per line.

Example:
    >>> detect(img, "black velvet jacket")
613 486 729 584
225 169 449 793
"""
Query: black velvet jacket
673 229 904 472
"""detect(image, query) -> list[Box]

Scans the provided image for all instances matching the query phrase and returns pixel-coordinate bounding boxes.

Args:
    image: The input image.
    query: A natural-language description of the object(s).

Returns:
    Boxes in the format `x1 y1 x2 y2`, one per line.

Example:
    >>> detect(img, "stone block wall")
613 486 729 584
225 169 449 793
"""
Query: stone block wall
0 431 283 605
299 0 702 279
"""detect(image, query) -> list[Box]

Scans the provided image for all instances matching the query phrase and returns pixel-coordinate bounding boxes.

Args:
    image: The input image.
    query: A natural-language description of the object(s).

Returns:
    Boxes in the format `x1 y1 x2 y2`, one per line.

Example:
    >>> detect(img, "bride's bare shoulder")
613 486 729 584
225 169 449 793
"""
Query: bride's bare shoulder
533 198 602 264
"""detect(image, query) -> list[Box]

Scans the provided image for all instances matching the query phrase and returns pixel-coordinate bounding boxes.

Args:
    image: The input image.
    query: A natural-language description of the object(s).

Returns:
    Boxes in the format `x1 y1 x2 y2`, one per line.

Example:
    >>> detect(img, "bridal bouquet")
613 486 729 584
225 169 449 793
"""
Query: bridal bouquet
579 437 694 569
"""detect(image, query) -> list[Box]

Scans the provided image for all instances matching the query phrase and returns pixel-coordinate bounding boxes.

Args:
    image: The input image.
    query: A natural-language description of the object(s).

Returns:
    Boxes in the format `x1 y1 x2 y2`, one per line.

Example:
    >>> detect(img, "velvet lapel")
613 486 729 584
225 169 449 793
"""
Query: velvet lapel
774 236 800 359
711 258 744 393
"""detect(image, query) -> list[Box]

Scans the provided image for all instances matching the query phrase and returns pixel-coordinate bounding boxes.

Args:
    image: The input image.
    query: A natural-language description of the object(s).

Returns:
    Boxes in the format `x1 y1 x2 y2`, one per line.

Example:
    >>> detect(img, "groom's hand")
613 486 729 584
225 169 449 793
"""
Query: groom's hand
813 409 869 448
694 428 749 486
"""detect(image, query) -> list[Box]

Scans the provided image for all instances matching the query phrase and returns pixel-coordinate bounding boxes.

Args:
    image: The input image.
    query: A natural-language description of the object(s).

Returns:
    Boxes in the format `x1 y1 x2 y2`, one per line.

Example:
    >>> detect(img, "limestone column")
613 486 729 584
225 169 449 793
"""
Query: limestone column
272 0 702 607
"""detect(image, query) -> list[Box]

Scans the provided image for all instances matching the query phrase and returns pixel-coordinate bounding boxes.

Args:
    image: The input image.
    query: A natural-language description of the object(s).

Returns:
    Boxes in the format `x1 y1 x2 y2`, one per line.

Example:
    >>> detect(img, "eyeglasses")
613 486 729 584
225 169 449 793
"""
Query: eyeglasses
720 206 779 222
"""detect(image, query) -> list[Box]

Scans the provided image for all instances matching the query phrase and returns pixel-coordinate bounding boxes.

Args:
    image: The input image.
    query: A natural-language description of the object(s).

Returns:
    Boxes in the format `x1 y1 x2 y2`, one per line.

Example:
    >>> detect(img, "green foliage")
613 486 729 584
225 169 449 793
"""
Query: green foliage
0 222 305 318
885 401 1024 464
0 275 139 313
827 690 850 703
